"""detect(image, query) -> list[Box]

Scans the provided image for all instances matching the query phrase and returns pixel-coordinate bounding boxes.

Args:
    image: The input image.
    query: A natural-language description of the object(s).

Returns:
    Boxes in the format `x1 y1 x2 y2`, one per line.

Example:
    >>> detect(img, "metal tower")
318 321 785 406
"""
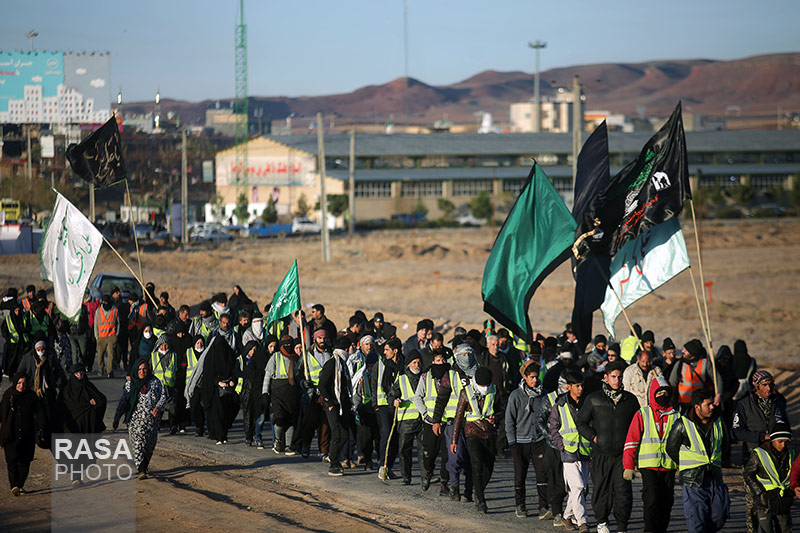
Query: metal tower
234 0 249 195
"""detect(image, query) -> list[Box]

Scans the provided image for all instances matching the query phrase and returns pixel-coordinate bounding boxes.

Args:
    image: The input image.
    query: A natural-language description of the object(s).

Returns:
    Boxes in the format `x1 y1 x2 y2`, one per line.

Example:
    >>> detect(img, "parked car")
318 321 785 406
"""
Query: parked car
243 221 293 239
292 217 321 234
89 272 140 301
191 228 235 242
744 203 787 218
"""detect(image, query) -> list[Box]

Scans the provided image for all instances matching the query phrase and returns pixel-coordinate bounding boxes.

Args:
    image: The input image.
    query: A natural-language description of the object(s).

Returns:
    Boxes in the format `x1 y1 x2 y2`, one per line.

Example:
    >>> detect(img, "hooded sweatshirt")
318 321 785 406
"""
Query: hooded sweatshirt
623 376 677 471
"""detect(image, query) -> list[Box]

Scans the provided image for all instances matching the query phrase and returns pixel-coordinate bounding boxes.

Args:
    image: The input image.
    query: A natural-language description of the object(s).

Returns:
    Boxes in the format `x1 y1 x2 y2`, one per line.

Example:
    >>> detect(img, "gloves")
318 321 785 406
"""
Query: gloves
622 468 635 481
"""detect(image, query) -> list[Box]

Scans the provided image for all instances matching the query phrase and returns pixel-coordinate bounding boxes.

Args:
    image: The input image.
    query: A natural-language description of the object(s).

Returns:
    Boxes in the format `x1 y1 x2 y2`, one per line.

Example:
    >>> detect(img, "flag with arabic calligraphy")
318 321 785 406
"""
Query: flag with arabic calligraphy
573 102 690 265
600 218 689 338
40 193 104 321
66 115 127 188
266 259 301 330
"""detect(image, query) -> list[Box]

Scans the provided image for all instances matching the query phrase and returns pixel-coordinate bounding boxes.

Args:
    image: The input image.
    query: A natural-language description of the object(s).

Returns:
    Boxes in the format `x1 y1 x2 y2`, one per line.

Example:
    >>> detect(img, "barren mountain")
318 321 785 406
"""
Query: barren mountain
126 53 800 126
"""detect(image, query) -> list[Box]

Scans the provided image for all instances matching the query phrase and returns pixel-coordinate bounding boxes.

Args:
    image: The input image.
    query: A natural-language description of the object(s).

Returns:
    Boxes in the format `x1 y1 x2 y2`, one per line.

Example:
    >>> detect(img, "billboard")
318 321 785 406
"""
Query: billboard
214 154 316 187
0 51 111 124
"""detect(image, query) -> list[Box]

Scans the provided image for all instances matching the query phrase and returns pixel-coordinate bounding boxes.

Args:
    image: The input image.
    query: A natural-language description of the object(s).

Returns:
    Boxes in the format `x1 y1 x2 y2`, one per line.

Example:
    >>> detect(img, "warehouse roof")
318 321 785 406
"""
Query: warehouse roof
263 130 800 158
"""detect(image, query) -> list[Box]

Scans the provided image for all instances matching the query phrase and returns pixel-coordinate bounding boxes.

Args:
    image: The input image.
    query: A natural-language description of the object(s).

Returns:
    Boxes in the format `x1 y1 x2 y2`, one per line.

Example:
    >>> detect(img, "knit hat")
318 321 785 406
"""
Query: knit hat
544 336 558 349
771 422 791 441
474 366 493 386
662 337 676 351
642 330 655 343
593 334 607 346
312 329 328 340
405 349 422 366
683 339 706 359
372 312 384 323
751 369 773 387
199 301 212 314
529 342 542 356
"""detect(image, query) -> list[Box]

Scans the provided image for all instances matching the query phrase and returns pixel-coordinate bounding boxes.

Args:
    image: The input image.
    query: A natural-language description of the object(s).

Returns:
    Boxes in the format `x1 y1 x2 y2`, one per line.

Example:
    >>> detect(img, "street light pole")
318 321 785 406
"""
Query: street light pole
181 129 188 246
316 112 331 262
528 40 546 132
25 30 38 52
348 128 355 240
572 75 583 190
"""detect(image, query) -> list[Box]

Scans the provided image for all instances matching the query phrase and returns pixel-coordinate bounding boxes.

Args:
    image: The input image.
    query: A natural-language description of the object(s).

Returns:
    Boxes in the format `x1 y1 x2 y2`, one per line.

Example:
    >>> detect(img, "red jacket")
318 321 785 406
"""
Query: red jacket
623 376 677 471
789 453 800 492
85 300 100 329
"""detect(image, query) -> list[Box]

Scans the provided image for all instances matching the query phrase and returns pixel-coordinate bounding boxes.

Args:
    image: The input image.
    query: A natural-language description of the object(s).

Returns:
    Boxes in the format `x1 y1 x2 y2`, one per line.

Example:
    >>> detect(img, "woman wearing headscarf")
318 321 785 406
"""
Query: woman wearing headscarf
135 323 156 371
228 285 252 324
262 336 301 454
715 345 739 467
0 373 38 495
241 339 269 447
113 357 166 479
201 334 239 445
732 339 756 402
59 364 107 434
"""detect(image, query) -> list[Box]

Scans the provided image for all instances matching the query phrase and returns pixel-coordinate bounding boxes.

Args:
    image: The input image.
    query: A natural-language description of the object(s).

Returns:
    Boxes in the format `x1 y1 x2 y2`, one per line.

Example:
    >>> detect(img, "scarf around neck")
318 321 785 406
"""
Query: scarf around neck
602 381 623 403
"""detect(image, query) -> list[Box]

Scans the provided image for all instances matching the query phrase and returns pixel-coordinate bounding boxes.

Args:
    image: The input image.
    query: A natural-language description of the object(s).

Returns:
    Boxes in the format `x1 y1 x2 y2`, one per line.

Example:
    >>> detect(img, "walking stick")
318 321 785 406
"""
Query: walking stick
381 404 399 483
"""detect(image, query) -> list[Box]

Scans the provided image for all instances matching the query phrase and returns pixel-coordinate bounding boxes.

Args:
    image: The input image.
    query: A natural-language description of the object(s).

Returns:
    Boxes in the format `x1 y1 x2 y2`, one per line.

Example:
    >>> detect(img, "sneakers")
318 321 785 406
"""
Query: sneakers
449 486 460 501
515 504 527 518
378 466 388 481
553 513 564 528
137 473 148 480
386 469 400 480
284 449 296 456
439 482 449 497
421 473 432 491
320 454 330 462
216 441 223 445
401 478 411 486
596 523 610 533
11 486 20 497
540 510 553 520
578 524 589 533
328 465 344 477
255 441 264 449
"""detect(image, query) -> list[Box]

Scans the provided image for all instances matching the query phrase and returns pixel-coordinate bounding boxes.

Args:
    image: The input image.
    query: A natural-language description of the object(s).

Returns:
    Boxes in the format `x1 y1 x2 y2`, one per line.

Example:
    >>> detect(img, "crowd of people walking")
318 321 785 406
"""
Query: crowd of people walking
0 282 798 532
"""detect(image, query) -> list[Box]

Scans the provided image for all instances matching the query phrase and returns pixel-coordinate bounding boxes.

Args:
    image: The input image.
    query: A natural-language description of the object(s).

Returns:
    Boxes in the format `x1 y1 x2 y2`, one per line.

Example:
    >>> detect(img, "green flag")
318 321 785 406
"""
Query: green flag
481 164 577 342
266 259 301 330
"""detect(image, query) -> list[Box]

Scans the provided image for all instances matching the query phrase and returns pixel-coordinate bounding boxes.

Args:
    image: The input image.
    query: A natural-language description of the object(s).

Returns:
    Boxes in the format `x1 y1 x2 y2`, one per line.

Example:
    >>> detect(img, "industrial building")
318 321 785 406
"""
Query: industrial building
211 130 800 223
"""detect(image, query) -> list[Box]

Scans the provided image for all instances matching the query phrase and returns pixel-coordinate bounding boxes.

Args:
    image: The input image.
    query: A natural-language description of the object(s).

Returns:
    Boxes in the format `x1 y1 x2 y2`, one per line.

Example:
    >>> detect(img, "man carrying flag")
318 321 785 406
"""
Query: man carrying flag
482 163 577 342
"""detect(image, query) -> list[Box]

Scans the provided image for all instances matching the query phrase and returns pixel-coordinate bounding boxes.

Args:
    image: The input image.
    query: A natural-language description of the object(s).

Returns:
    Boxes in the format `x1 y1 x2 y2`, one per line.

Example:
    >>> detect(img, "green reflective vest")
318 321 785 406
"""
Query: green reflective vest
306 353 325 386
396 374 421 421
193 317 213 343
29 313 49 336
465 384 495 422
4 315 27 344
152 327 167 339
753 447 795 496
678 416 723 471
637 407 678 469
185 348 200 381
273 353 291 379
376 358 389 406
151 350 176 388
444 370 461 422
235 357 245 394
422 372 439 420
620 336 638 363
557 401 591 457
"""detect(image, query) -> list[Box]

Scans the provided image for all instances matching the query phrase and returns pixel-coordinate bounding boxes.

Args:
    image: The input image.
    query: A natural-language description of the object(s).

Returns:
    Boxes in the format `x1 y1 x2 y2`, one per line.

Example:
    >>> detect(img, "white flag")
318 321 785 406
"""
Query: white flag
601 218 690 338
40 193 103 321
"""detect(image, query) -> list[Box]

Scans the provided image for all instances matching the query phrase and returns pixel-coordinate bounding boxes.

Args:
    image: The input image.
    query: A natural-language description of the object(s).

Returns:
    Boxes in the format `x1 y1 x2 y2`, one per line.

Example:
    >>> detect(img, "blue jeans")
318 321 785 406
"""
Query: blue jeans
255 413 265 443
444 423 472 493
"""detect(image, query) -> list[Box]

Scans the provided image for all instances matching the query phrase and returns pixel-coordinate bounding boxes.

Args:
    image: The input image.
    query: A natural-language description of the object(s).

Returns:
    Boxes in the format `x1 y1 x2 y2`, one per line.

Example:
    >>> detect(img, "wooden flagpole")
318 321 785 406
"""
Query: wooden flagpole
124 179 144 282
102 235 159 309
689 200 718 395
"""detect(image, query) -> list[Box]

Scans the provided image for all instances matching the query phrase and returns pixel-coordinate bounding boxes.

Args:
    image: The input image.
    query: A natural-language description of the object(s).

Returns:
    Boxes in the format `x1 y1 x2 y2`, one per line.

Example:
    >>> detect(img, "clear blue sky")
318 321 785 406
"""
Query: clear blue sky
2 0 797 102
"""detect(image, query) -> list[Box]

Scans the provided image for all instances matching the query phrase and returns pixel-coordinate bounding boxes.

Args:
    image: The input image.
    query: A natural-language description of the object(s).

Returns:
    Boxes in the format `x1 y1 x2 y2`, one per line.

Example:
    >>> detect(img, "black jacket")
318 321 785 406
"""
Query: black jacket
666 415 726 487
743 445 794 514
576 388 639 457
733 393 789 453
318 356 352 413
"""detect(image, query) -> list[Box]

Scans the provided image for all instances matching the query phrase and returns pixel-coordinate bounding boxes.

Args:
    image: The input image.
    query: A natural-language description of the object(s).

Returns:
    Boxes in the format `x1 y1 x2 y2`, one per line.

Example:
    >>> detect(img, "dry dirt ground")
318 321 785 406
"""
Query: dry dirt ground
2 217 798 364
1 219 799 532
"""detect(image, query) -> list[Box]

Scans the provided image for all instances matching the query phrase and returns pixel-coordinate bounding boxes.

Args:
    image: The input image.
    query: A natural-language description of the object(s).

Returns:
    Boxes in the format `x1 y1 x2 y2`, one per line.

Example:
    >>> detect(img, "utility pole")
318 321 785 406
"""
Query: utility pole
528 40 546 132
316 112 330 262
181 129 188 246
25 125 32 181
572 75 583 189
348 128 355 240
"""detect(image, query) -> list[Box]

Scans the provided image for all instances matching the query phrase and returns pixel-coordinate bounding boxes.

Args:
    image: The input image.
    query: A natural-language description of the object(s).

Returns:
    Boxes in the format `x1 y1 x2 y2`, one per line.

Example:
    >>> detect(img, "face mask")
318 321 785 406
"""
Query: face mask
143 331 153 339
430 363 447 379
102 302 112 311
194 345 204 354
159 347 168 355
36 350 46 357
252 321 263 336
655 394 670 407
475 384 489 396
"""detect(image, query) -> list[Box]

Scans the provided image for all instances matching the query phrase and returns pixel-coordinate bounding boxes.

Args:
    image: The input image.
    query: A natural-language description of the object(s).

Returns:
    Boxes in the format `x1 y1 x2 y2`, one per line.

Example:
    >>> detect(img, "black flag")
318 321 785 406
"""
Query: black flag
569 122 611 352
573 102 690 264
66 115 126 188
